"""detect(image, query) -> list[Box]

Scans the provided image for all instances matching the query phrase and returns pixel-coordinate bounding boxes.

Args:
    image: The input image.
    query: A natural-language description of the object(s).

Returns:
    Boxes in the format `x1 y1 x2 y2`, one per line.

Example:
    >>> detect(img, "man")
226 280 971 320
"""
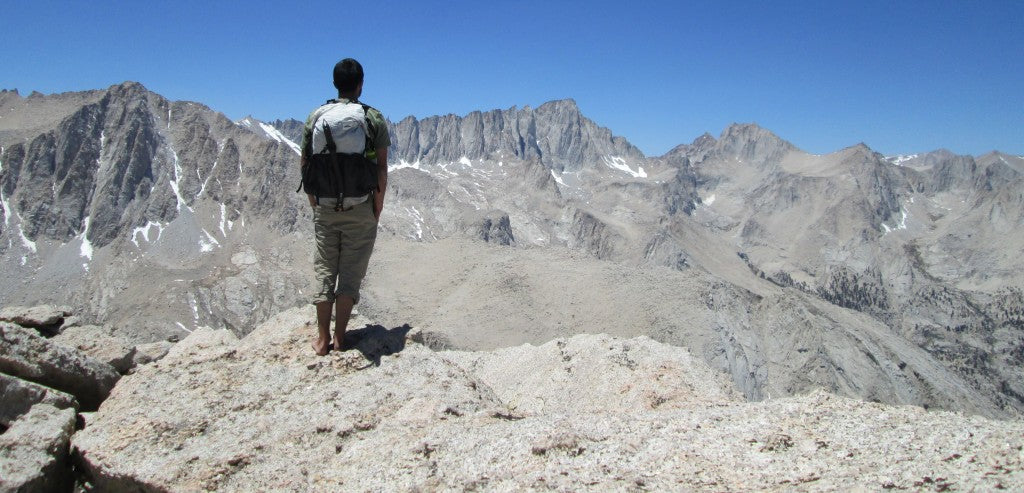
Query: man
299 58 389 356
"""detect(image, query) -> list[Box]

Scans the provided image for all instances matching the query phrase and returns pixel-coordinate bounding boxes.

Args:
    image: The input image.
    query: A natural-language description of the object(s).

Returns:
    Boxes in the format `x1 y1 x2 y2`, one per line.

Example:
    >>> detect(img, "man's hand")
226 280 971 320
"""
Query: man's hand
373 190 384 220
374 147 388 221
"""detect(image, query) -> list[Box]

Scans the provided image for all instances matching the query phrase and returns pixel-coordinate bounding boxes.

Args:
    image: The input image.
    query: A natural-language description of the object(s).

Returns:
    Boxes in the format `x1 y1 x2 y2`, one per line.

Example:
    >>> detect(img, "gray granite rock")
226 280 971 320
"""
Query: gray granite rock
0 305 72 336
0 372 77 427
131 341 174 366
51 325 136 373
0 322 119 410
72 307 1024 491
0 404 76 493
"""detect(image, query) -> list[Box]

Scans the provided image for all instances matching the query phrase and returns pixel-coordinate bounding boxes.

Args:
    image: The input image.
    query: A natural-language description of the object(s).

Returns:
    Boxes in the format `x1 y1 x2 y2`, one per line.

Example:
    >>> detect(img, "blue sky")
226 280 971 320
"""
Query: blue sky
2 0 1021 157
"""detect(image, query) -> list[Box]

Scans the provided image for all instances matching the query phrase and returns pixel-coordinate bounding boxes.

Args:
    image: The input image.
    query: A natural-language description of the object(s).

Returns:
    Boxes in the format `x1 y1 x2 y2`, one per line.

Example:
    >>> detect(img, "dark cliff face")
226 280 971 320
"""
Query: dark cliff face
0 82 310 346
387 99 645 173
0 82 303 251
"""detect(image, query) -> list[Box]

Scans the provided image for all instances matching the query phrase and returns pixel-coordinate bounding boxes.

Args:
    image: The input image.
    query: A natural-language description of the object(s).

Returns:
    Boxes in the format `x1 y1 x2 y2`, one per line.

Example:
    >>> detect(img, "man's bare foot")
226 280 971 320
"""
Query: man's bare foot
332 332 345 352
312 337 330 356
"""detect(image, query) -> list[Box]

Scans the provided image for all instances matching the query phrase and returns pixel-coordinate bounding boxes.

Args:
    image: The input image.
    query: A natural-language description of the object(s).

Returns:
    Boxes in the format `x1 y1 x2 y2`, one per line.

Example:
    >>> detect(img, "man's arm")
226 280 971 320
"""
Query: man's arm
301 155 316 208
373 147 388 220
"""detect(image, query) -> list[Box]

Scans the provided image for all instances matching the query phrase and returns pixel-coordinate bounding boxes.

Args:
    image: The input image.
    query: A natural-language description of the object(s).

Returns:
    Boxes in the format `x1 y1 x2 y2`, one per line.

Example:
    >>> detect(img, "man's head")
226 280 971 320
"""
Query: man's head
333 58 364 97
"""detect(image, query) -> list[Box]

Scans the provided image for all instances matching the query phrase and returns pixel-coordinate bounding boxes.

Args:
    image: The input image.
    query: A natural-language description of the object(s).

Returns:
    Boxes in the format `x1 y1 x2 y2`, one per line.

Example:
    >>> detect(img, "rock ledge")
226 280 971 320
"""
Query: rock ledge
72 307 1024 491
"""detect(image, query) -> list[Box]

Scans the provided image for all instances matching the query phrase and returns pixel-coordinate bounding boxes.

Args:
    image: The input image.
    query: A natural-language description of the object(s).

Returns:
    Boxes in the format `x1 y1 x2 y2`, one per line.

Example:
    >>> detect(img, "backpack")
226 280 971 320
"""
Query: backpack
297 100 379 208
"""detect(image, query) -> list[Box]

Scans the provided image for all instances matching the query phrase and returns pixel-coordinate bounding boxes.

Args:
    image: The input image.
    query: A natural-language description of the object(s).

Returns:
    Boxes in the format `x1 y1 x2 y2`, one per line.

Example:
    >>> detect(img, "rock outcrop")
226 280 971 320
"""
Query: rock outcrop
0 305 71 337
131 340 174 367
0 404 76 493
72 307 1024 491
52 325 137 373
0 322 119 410
0 372 77 425
0 305 180 491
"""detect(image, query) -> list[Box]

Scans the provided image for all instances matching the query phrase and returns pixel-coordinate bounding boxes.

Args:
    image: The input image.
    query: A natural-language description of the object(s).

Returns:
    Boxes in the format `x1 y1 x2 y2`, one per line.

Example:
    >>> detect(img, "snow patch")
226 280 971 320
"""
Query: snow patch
458 156 472 167
407 206 424 240
886 154 919 166
79 216 93 261
168 148 192 212
188 294 200 323
198 158 217 197
602 156 647 178
882 208 909 235
1 189 10 226
257 121 301 155
704 194 717 206
391 159 422 171
219 203 228 237
550 170 566 186
175 322 193 334
199 229 221 253
131 221 166 247
17 225 37 253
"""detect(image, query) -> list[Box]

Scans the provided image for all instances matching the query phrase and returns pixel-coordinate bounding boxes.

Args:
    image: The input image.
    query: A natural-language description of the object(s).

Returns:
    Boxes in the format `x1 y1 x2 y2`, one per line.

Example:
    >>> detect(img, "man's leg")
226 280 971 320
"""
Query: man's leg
314 301 333 356
332 201 378 351
333 295 355 350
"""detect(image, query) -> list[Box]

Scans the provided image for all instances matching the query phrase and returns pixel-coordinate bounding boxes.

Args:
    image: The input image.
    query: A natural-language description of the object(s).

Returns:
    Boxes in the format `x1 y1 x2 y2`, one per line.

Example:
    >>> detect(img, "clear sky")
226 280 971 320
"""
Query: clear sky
2 0 1021 157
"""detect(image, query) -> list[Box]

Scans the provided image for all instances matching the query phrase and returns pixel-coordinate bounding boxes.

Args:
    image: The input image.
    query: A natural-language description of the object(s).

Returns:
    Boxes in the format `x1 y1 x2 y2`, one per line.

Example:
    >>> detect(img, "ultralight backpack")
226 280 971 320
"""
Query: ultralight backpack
298 100 379 209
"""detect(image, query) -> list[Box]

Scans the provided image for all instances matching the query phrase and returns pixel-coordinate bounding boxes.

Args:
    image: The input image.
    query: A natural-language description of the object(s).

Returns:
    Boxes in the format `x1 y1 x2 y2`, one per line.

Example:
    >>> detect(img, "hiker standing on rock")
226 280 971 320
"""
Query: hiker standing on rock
298 58 390 355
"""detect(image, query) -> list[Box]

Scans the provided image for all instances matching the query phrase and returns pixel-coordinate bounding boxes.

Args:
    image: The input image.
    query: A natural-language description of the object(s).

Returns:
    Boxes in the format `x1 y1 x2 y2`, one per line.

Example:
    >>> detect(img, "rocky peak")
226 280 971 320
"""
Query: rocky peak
387 98 643 173
108 81 148 95
534 98 580 114
0 88 20 104
692 132 717 149
916 149 980 193
660 132 717 162
0 81 303 253
708 123 796 165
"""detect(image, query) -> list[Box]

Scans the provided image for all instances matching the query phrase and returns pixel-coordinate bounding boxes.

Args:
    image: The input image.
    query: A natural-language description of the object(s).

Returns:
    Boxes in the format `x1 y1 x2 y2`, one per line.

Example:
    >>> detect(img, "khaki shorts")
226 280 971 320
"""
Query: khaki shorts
311 198 378 304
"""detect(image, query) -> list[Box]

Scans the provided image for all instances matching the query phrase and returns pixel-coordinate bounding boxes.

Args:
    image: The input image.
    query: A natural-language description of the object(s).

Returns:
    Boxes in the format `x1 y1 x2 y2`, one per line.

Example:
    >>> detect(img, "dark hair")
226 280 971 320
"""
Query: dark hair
333 58 364 93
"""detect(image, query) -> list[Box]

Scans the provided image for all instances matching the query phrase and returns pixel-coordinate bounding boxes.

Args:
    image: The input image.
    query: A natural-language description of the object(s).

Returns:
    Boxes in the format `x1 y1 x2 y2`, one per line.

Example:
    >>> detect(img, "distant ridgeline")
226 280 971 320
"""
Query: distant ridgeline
0 82 1021 417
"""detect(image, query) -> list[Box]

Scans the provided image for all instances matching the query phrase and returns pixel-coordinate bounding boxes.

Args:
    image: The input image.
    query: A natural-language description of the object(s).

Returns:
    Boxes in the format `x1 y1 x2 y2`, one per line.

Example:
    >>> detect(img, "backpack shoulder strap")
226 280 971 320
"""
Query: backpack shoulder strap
360 103 378 151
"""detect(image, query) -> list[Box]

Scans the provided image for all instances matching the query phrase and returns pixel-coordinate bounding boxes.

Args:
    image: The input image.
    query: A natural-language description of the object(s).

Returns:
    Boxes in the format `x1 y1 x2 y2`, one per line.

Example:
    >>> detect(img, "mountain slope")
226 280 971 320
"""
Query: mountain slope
1 82 1020 417
1 82 309 342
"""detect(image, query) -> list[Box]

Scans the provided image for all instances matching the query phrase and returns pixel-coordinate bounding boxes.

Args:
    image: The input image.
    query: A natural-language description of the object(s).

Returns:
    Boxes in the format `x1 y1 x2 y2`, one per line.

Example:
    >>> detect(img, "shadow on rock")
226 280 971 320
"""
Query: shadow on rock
344 323 414 367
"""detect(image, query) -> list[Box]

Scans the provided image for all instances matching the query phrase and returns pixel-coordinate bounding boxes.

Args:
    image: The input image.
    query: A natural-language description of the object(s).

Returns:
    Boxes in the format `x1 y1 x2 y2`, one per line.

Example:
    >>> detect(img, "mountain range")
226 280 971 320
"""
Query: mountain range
1 82 1021 418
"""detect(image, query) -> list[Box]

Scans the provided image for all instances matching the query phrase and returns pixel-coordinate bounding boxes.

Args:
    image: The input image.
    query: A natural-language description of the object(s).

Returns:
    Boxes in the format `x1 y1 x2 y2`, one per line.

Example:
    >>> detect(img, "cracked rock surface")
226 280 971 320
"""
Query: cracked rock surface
0 322 119 410
72 307 1024 491
0 404 76 493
